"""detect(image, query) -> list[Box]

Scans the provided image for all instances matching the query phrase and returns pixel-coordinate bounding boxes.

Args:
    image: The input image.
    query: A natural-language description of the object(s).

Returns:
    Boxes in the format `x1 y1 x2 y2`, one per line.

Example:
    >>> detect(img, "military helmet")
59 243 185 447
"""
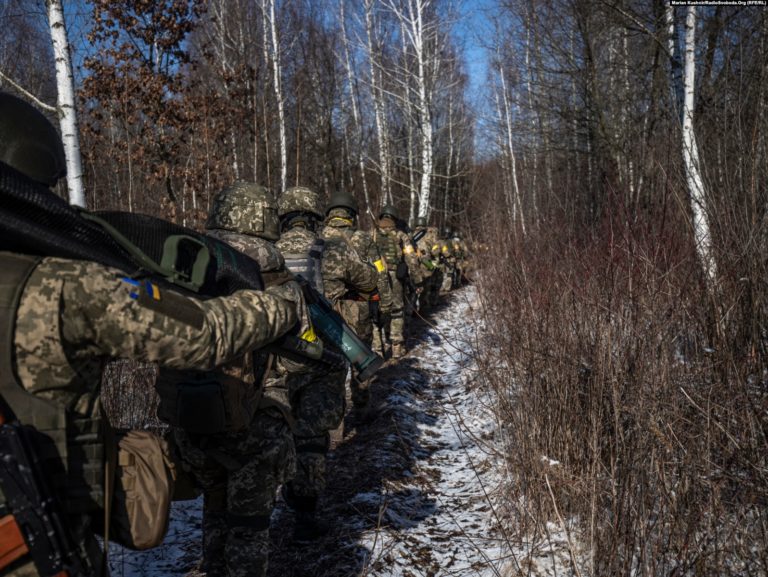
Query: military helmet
325 190 358 216
279 186 323 219
379 204 398 220
206 182 280 240
0 92 66 186
413 216 427 228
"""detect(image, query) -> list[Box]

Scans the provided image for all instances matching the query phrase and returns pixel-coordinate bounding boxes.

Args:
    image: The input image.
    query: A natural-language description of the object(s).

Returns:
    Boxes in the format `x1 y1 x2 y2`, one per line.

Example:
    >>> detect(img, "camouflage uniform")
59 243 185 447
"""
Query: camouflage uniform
1 253 297 577
412 222 439 311
275 186 377 536
439 237 455 294
372 214 421 358
174 182 305 577
322 208 390 405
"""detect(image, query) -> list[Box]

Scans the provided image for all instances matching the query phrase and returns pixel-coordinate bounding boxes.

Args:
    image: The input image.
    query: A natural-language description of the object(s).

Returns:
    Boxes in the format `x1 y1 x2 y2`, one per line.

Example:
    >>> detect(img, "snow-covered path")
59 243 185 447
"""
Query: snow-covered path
107 285 515 576
350 286 508 576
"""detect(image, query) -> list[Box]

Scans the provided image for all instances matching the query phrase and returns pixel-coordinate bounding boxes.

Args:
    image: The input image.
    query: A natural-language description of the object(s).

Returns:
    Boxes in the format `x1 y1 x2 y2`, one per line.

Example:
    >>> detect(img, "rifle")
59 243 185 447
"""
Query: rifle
0 397 96 577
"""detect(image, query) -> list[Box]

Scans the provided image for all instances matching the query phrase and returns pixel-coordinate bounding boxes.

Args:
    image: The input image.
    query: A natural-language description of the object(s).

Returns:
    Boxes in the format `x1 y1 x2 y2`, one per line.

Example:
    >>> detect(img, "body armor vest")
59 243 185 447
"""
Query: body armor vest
376 230 401 269
0 253 104 515
282 237 325 294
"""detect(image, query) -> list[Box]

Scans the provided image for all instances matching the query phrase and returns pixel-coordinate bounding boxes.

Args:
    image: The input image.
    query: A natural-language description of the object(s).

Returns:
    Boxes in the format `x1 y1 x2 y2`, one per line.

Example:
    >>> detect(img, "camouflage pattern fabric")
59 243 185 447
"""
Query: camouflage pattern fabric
373 221 421 355
285 367 346 503
322 221 382 405
278 225 373 499
174 411 294 577
4 252 299 577
278 186 323 217
426 228 443 306
412 226 437 311
173 230 301 577
206 182 280 240
13 256 298 400
350 229 393 314
320 227 376 303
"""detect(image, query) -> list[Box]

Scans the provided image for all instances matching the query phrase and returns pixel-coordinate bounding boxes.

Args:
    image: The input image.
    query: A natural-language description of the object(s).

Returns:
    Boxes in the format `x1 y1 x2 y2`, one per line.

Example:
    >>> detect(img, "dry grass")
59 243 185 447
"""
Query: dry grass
473 205 768 576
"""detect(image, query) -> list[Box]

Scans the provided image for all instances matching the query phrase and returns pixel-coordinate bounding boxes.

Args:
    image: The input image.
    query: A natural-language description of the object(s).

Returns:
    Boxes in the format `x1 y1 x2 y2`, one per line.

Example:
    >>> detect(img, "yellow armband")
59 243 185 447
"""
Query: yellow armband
373 259 386 273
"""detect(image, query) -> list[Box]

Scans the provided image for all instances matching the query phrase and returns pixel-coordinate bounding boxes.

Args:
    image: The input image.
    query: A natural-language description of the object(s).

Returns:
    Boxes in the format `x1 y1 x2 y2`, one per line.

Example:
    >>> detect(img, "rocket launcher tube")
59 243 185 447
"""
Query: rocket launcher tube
296 278 384 382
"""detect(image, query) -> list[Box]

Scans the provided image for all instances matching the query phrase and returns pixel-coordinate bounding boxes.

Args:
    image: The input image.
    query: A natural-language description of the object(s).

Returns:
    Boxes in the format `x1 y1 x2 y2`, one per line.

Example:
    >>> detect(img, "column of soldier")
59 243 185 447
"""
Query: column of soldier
0 92 471 577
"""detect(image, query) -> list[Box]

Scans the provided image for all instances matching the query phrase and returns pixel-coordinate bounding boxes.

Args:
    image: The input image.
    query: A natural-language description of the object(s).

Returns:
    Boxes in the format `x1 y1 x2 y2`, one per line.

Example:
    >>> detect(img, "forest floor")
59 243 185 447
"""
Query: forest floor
107 286 574 577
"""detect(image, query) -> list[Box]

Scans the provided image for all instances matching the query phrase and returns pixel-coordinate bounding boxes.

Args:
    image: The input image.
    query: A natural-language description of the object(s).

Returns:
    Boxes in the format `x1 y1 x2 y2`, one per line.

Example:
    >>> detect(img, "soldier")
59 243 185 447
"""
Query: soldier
171 182 310 577
410 216 438 312
322 191 391 409
426 225 444 307
439 229 456 295
372 206 422 359
0 92 300 577
276 185 377 540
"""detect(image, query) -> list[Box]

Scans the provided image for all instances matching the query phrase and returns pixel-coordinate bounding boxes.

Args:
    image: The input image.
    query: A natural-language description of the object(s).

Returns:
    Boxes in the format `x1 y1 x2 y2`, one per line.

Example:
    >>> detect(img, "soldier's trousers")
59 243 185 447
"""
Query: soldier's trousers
338 299 375 407
174 410 295 577
286 368 346 507
380 272 405 347
440 265 454 294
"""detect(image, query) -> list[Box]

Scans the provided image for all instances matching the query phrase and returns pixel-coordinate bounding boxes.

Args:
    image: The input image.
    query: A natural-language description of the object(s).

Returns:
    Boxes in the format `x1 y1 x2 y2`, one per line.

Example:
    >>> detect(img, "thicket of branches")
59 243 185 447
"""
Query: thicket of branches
475 2 768 575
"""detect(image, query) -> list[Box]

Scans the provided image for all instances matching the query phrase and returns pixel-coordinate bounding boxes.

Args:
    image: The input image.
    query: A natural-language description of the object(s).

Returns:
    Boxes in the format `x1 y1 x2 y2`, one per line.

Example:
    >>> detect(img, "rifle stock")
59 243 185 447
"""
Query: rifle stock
0 397 95 577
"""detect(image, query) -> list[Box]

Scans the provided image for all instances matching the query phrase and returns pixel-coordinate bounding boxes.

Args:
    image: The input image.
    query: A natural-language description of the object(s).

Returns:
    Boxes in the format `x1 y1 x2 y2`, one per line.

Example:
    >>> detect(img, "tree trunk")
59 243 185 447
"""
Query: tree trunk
682 6 717 286
46 0 85 207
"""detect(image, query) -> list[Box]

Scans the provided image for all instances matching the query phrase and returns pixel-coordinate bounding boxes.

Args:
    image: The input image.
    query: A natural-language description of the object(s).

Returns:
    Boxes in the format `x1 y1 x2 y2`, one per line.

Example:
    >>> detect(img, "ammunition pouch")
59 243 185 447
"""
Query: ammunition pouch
156 370 259 435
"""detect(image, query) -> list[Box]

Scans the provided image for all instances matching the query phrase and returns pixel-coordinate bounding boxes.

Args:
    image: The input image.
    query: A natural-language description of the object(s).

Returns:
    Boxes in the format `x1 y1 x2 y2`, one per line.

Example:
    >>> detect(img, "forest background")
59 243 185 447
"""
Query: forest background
2 1 768 575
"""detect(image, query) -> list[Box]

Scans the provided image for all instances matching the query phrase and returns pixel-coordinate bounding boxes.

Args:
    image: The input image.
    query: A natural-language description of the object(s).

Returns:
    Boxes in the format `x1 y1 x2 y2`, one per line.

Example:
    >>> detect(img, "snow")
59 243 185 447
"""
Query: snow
357 287 511 577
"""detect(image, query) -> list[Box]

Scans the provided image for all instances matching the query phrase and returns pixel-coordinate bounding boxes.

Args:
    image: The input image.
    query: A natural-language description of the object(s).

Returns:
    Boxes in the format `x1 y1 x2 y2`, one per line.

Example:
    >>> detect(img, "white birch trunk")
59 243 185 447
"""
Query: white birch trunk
682 6 717 285
264 0 286 192
499 63 526 235
494 87 516 226
46 0 85 207
412 0 434 220
525 23 539 228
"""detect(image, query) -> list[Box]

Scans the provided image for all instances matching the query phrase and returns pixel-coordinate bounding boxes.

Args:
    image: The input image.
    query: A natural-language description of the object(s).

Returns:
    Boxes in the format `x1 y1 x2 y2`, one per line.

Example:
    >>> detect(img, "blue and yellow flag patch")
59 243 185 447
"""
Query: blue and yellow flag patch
122 277 161 301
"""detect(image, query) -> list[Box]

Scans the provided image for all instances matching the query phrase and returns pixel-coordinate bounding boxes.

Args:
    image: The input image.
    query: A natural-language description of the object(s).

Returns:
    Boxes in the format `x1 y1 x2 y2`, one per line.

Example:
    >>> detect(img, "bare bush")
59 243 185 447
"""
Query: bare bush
475 196 768 575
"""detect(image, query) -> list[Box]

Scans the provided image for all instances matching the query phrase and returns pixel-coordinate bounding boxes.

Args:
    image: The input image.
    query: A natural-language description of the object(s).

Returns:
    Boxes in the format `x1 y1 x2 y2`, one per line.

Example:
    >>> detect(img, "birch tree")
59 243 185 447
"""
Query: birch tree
681 6 717 286
46 0 85 207
381 0 440 219
340 0 374 217
262 0 287 192
364 0 393 205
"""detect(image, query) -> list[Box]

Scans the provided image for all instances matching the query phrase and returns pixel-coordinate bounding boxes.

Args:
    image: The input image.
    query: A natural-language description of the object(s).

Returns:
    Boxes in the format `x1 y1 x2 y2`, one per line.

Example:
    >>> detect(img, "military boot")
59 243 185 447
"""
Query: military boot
391 342 406 359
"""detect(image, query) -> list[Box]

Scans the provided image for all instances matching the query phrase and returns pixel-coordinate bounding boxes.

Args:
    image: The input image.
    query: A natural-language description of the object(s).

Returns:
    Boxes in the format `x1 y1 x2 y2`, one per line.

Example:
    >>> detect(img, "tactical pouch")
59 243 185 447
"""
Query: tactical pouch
175 381 227 435
156 370 257 435
105 429 175 550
